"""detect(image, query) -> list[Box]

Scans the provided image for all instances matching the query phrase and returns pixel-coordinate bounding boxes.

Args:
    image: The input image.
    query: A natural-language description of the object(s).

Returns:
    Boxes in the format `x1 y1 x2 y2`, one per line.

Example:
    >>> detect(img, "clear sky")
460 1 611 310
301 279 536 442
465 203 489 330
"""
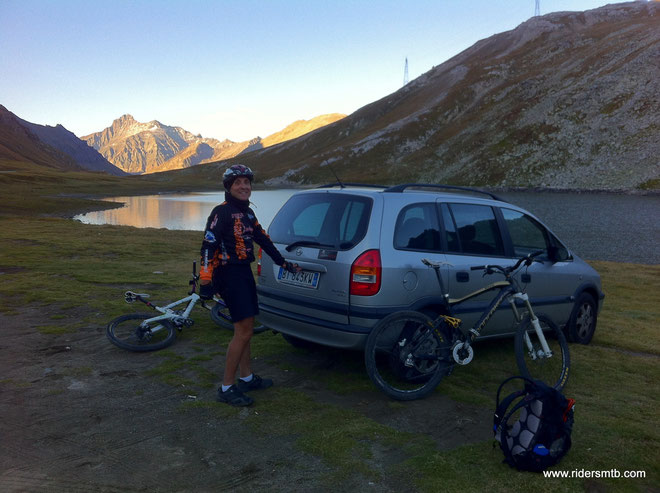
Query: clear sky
1 0 616 142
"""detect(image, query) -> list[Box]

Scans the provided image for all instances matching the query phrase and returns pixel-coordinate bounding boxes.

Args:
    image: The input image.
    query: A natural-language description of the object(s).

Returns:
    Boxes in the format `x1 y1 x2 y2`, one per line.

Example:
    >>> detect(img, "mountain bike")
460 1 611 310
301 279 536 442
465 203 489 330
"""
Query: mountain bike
364 251 570 400
106 262 265 352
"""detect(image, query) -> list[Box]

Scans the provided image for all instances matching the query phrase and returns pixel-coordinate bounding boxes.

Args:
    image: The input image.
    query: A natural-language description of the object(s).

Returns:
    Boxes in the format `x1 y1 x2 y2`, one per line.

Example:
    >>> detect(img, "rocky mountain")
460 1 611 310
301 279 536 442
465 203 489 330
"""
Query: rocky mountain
83 113 345 175
199 1 659 191
82 115 214 174
260 114 347 148
0 105 125 175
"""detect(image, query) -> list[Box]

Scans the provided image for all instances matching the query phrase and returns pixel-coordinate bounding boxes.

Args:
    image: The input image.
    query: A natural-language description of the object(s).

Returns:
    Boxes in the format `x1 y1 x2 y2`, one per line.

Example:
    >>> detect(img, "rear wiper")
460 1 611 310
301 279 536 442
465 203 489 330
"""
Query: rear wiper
285 240 336 252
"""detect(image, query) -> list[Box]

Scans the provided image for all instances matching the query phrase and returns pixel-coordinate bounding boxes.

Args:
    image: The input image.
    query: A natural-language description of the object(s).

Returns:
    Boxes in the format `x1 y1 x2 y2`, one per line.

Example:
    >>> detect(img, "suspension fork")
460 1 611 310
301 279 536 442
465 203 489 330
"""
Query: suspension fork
511 292 552 357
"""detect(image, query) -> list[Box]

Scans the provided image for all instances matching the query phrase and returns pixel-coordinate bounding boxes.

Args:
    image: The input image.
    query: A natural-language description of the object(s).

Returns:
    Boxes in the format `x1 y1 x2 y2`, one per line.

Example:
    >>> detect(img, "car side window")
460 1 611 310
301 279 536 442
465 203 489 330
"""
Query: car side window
447 203 505 256
394 203 441 251
500 208 550 258
548 231 572 262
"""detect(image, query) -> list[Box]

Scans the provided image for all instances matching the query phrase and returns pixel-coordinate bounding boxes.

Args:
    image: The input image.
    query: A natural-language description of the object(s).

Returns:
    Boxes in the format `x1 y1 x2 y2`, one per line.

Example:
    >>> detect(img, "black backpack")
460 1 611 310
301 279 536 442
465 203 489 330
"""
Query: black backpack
493 376 575 472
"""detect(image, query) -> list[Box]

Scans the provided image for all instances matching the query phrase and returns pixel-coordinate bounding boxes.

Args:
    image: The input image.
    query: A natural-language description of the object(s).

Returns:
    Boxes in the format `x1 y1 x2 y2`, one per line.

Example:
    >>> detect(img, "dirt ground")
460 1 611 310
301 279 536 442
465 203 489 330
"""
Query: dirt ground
0 305 493 492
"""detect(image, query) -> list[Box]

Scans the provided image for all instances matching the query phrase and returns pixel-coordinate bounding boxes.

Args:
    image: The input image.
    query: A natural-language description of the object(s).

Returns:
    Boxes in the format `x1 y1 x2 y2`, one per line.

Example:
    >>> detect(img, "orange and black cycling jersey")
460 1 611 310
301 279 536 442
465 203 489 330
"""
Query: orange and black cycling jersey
200 192 285 282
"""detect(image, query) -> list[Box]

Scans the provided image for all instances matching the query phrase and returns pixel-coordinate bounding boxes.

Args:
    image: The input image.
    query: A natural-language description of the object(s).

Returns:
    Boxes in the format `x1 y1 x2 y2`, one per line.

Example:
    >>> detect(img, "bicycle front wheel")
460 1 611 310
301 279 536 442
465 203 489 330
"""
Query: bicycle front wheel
514 313 570 390
365 311 452 401
210 302 266 334
107 313 176 352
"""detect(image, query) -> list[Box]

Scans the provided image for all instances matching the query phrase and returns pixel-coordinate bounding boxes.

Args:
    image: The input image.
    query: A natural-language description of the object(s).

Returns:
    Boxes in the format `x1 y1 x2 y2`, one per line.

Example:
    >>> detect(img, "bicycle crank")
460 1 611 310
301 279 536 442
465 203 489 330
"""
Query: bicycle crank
452 342 474 365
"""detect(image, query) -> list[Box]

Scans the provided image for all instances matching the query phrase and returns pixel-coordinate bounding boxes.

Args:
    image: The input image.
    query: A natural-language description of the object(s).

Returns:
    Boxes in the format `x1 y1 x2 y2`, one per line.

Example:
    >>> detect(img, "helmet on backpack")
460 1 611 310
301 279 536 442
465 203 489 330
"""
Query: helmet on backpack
223 164 254 191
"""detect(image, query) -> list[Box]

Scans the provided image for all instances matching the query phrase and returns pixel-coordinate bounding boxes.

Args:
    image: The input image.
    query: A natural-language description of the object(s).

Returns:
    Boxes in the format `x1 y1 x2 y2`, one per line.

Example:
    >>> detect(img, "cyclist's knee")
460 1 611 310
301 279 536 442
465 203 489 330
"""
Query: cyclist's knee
233 318 254 339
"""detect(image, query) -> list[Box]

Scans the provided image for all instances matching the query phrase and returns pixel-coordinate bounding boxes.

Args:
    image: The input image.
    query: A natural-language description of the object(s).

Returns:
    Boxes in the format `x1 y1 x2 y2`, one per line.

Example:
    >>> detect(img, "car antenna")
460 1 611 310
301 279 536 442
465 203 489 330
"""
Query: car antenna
326 161 345 189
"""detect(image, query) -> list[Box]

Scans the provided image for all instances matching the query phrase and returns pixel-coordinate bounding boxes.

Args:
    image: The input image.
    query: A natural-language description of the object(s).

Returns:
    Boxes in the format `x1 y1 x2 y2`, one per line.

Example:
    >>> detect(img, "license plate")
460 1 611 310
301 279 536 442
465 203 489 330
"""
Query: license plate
277 267 320 289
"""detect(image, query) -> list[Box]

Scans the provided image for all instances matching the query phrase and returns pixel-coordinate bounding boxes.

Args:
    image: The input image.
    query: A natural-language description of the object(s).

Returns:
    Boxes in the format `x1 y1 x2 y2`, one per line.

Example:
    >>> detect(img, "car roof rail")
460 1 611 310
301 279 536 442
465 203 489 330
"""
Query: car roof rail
383 183 507 202
316 183 388 189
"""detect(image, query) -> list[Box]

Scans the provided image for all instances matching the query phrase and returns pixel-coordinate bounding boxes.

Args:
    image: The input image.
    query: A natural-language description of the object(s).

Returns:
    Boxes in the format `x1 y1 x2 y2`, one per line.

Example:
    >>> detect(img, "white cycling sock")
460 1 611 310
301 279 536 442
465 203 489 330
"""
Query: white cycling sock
240 374 254 383
221 384 232 392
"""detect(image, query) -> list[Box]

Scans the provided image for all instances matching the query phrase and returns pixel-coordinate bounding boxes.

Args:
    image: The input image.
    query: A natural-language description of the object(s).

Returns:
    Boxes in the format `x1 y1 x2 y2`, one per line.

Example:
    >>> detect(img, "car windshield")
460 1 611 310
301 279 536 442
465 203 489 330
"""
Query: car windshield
269 193 372 250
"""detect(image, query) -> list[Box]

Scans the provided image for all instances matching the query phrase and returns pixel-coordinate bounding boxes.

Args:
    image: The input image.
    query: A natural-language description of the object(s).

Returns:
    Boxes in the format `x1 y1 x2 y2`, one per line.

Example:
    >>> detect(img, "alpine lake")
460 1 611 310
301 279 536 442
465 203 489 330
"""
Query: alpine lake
75 189 660 264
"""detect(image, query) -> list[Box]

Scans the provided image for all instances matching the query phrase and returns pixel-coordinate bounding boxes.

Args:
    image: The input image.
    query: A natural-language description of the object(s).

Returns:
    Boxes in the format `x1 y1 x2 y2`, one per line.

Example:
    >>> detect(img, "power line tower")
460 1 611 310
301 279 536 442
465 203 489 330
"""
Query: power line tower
535 0 540 16
403 57 409 86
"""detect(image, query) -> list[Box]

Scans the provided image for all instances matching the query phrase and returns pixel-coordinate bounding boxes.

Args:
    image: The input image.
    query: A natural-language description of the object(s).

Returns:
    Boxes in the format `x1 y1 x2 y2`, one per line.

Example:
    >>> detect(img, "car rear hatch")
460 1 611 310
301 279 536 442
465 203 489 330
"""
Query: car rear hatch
257 190 375 327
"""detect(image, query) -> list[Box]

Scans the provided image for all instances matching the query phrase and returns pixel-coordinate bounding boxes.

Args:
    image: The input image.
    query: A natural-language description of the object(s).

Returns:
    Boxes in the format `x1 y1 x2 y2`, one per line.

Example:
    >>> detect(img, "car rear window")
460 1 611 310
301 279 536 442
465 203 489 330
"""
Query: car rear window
268 193 372 250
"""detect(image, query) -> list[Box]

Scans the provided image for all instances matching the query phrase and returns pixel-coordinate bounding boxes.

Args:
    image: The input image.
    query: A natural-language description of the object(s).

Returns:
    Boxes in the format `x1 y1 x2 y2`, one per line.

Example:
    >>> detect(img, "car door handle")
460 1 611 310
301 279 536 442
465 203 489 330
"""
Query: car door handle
456 271 469 283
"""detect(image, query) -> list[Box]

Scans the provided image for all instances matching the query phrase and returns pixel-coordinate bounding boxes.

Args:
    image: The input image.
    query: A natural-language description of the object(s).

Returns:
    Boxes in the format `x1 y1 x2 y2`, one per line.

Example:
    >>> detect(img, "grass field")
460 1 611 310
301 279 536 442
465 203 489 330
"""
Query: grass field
1 160 658 491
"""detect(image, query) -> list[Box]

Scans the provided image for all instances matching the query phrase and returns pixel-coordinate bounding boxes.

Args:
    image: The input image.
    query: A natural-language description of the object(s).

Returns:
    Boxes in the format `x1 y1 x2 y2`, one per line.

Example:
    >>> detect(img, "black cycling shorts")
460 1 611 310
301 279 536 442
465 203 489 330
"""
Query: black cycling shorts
213 263 259 323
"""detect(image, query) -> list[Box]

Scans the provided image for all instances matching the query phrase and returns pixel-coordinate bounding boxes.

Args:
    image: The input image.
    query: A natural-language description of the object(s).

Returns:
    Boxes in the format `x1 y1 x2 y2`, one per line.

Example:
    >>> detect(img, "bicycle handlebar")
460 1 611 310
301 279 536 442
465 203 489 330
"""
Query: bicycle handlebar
470 250 545 277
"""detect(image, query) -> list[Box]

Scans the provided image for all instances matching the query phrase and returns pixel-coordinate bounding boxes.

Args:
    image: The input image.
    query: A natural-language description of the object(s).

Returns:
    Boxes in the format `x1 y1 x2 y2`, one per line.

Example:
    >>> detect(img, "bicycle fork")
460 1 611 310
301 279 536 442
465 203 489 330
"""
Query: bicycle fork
512 293 553 359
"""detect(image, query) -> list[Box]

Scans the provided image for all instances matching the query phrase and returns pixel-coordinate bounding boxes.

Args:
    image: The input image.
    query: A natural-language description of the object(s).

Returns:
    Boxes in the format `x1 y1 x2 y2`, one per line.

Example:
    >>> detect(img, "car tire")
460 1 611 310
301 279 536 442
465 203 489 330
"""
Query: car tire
567 292 597 344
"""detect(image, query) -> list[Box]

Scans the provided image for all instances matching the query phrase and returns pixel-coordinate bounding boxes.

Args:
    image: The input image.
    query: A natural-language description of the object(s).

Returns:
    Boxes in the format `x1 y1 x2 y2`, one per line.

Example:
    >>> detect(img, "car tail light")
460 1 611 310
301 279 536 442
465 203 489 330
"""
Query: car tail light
350 249 381 296
257 247 262 276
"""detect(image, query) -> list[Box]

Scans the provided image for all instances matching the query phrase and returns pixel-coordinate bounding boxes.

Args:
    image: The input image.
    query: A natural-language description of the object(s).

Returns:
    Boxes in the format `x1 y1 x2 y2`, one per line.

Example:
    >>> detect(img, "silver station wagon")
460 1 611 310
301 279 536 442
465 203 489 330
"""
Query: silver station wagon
256 184 604 350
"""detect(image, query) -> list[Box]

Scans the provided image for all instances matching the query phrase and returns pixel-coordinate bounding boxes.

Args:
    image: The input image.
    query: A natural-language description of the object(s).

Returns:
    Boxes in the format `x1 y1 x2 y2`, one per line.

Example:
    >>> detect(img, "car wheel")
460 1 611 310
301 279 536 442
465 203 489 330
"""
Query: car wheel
567 292 597 344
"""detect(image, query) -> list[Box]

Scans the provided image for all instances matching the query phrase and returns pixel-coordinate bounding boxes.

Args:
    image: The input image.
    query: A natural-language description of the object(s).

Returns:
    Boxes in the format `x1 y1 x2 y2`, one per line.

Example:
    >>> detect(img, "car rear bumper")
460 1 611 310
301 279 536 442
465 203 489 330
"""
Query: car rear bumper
258 302 369 350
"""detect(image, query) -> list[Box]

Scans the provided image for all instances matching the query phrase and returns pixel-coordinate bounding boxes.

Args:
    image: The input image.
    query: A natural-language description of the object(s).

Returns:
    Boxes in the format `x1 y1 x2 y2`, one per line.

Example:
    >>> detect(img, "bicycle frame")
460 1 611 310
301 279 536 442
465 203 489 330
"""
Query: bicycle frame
457 283 517 343
125 290 202 329
429 261 514 340
425 257 554 363
145 293 200 326
108 262 243 353
123 260 225 330
363 252 567 400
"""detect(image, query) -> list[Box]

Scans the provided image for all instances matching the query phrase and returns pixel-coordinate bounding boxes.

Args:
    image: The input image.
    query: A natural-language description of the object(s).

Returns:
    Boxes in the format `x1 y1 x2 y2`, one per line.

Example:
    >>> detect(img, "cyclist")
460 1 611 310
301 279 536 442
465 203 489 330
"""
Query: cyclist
199 164 299 406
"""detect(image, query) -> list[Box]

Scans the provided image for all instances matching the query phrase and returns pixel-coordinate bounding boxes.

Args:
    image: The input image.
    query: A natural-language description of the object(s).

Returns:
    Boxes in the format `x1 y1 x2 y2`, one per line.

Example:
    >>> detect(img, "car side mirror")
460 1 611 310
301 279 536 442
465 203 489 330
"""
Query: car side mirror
548 246 570 263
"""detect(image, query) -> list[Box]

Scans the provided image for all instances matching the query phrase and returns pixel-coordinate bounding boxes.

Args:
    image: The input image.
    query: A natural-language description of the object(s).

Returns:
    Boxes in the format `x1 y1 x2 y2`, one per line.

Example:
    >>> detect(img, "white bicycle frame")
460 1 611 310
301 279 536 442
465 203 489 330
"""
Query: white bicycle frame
125 291 202 330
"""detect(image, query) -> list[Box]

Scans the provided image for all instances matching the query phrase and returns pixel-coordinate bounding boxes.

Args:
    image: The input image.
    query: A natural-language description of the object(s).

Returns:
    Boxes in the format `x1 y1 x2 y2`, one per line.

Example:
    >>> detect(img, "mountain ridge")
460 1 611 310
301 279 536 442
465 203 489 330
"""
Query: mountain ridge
0 104 125 175
82 113 346 174
2 2 657 190
191 1 659 191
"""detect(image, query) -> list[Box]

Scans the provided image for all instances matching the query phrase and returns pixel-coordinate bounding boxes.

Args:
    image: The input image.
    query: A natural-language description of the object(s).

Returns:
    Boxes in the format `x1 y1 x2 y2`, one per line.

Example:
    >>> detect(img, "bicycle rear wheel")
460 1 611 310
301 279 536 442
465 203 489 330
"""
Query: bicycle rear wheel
107 313 176 352
210 302 266 333
364 311 453 401
514 313 570 390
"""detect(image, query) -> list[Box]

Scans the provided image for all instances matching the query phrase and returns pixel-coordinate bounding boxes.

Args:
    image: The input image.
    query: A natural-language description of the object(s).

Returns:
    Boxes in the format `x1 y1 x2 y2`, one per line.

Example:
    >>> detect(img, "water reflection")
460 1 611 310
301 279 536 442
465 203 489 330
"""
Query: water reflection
76 190 296 231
